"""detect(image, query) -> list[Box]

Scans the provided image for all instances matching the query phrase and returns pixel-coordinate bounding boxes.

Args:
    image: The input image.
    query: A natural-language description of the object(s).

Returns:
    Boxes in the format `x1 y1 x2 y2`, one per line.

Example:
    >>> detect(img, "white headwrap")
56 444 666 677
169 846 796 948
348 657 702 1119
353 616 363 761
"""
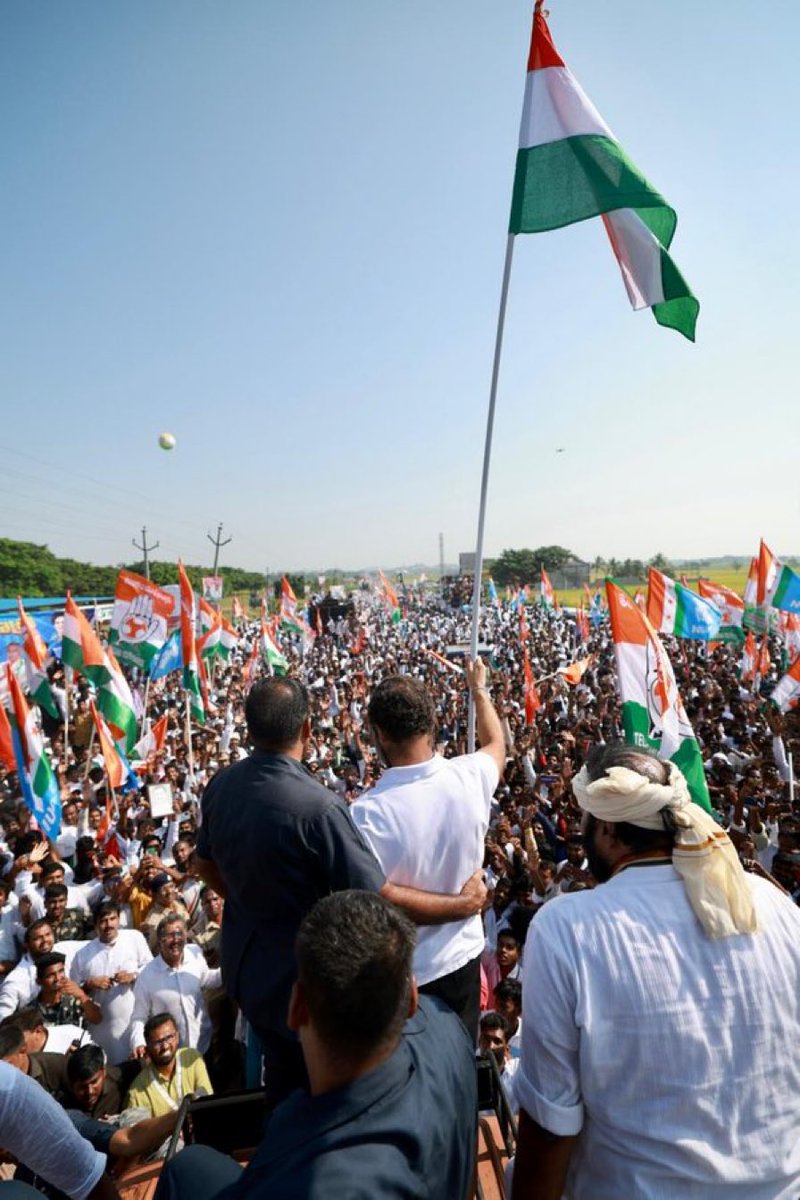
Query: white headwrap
573 760 758 939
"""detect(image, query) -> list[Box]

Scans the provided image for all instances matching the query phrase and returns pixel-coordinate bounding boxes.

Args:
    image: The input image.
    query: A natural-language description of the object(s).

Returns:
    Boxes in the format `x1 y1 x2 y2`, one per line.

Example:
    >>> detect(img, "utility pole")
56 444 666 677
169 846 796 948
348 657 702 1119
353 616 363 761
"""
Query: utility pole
439 532 445 580
132 526 159 580
207 523 232 576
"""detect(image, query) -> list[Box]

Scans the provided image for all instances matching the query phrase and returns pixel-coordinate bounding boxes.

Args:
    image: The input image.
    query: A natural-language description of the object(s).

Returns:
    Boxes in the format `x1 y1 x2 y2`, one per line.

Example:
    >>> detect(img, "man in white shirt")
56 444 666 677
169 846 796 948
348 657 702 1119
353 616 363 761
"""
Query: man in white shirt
512 743 800 1200
70 901 152 1066
351 657 505 1037
129 913 220 1057
0 919 81 1021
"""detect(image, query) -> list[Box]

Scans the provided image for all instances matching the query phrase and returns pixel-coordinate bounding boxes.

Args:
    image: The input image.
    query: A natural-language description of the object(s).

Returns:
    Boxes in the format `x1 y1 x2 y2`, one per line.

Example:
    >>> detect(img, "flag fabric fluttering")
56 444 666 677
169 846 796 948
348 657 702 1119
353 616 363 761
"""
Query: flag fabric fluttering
378 571 402 624
217 616 239 662
646 568 722 641
753 540 800 615
178 562 205 725
757 539 778 608
522 647 540 724
779 612 800 666
605 580 711 811
149 630 183 681
197 598 222 660
260 620 289 675
742 557 766 633
280 577 303 634
89 700 135 792
232 596 246 622
132 713 169 766
509 3 698 340
575 606 589 641
757 635 771 684
488 577 500 607
697 580 745 644
558 656 593 686
17 599 59 719
740 630 757 685
108 570 172 672
539 567 554 608
771 657 800 713
0 700 16 771
6 665 61 837
62 595 138 751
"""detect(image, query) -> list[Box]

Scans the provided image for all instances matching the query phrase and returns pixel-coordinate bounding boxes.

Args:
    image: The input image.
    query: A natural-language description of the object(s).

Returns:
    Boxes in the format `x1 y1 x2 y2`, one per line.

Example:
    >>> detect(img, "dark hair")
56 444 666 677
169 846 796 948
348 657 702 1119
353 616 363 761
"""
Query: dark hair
506 906 536 948
7 1007 44 1033
0 1023 25 1059
585 742 676 852
35 952 66 981
95 900 121 922
67 1044 106 1084
144 1012 177 1041
480 1011 509 1037
24 919 52 946
246 678 309 749
40 861 65 879
494 978 523 1008
367 676 436 743
497 929 520 949
295 890 416 1058
44 883 68 902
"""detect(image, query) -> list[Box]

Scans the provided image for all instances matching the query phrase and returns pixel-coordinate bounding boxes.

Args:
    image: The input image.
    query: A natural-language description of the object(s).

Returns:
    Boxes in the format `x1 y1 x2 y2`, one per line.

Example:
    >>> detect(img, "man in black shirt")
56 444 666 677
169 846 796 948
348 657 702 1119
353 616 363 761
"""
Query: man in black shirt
196 676 485 1109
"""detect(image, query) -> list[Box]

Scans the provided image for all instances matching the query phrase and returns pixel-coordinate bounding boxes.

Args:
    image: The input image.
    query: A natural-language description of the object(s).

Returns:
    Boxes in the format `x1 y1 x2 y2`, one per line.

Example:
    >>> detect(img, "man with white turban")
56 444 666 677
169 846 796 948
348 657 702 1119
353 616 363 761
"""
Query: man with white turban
511 742 800 1200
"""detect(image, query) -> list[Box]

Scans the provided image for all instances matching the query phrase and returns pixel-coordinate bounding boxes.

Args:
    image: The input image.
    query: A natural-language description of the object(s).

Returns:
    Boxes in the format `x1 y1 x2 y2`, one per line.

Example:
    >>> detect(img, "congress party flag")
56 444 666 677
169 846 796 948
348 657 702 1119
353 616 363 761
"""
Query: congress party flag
178 561 204 725
217 616 239 662
17 599 59 719
260 620 288 675
510 3 698 339
197 598 222 660
646 569 722 641
6 665 61 838
606 579 711 811
108 570 172 672
771 657 800 714
697 580 744 644
89 700 135 792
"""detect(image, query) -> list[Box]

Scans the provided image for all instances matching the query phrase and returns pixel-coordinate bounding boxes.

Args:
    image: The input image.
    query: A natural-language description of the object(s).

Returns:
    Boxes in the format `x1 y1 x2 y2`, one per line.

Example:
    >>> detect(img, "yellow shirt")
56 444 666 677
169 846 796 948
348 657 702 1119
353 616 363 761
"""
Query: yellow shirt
124 1048 213 1117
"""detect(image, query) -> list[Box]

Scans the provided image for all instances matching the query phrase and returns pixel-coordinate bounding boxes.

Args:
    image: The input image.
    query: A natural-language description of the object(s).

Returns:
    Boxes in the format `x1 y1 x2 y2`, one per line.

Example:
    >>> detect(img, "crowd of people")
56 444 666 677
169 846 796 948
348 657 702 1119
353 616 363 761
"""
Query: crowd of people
1 579 799 1198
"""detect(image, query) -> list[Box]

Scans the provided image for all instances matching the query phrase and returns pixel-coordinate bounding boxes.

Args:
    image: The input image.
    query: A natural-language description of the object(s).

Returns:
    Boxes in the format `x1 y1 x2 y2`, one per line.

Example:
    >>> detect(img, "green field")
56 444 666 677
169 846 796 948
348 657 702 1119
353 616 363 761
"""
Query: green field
558 567 750 609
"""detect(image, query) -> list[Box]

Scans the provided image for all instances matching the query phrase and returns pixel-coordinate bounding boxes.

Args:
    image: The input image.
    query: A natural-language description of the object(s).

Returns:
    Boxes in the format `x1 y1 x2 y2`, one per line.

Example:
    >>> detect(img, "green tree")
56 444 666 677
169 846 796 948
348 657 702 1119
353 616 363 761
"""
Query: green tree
648 552 675 575
0 539 63 596
490 546 574 587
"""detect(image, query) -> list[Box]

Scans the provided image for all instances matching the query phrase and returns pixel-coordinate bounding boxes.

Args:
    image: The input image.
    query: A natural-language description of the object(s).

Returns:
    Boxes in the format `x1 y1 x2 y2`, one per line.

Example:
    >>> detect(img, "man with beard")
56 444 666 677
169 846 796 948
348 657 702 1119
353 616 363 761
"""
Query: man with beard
125 1013 212 1116
512 743 800 1200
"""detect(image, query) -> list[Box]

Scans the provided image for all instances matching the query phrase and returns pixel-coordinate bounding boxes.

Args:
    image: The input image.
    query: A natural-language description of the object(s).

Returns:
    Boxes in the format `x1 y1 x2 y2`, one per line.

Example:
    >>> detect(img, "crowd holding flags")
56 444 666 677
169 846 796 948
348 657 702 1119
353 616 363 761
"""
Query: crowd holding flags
6 664 61 838
62 594 138 752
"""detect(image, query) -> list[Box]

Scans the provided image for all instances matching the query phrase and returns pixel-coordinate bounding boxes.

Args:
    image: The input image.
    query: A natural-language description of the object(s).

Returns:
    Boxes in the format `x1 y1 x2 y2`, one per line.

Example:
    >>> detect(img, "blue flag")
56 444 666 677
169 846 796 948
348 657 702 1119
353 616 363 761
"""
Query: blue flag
149 629 183 680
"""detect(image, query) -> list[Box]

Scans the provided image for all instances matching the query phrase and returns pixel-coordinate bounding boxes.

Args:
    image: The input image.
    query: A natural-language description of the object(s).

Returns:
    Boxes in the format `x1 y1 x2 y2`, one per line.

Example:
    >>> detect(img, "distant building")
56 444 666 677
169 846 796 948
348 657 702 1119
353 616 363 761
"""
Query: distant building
459 552 476 576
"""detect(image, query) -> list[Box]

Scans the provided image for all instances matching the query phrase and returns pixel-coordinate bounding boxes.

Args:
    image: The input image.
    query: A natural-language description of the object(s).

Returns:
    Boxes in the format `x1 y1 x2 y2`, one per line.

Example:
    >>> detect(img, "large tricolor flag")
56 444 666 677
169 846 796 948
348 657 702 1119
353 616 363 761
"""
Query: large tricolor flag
17 599 59 719
108 570 172 672
606 580 711 811
217 615 239 662
62 595 138 751
178 561 205 724
771 658 800 713
646 568 722 641
89 700 135 792
197 598 222 660
280 577 303 634
754 541 800 615
6 665 61 837
509 3 698 340
697 580 744 644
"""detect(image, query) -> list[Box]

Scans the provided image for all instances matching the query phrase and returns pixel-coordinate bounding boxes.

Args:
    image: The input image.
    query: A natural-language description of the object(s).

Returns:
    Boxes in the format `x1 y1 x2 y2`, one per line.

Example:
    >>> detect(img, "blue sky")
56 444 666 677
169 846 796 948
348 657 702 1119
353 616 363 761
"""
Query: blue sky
2 1 798 573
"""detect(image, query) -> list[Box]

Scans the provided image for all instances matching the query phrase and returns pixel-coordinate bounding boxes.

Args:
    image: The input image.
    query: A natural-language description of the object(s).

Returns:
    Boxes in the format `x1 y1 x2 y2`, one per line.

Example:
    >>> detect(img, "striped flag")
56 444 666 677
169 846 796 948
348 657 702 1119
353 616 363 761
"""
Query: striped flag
697 580 745 644
89 700 134 791
197 597 222 660
510 3 697 339
217 615 239 661
260 620 288 675
6 665 61 837
771 657 800 713
62 595 137 751
178 561 204 725
17 599 59 719
757 540 779 607
540 567 554 608
280 577 303 634
132 713 169 766
378 571 401 624
606 579 711 811
646 568 721 641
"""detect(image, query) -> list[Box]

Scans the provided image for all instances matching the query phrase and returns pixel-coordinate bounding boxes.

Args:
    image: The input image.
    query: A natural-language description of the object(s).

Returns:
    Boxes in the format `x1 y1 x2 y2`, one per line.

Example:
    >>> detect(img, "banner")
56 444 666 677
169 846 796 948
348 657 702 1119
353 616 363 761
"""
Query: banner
202 576 223 603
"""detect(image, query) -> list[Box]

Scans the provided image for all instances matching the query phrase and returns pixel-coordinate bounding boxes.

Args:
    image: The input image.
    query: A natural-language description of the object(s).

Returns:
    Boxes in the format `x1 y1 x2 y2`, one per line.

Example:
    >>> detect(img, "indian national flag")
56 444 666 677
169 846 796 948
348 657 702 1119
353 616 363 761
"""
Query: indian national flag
62 595 137 751
510 4 698 340
697 580 744 643
89 700 134 791
197 597 222 660
260 620 288 675
771 657 800 713
606 579 711 811
178 561 205 725
217 616 239 661
646 568 721 641
539 567 554 607
17 599 59 719
6 665 61 837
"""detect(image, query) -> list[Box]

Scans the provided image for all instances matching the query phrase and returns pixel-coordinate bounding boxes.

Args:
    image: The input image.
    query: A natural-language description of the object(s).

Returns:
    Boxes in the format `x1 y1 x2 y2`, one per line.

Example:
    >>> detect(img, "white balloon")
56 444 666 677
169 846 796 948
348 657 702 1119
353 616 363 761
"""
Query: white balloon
158 432 176 450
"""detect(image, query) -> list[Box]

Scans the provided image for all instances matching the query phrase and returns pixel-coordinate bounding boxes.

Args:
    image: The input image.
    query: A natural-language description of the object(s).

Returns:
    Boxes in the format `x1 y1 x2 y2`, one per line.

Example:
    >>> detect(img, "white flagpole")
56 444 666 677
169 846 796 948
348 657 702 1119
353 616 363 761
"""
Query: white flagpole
467 233 516 752
789 751 795 806
139 676 151 738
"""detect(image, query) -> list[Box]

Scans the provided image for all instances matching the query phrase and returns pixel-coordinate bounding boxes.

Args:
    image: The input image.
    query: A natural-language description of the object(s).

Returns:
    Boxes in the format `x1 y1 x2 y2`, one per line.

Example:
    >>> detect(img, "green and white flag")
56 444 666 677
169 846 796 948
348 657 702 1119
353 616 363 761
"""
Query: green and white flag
606 579 711 811
510 4 698 340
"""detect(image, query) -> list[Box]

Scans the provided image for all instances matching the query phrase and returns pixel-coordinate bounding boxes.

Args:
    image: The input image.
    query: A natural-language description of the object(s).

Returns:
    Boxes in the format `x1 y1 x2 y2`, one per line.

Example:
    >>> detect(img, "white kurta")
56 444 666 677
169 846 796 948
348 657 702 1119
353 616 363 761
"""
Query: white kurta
516 866 800 1199
70 930 152 1066
129 945 221 1055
